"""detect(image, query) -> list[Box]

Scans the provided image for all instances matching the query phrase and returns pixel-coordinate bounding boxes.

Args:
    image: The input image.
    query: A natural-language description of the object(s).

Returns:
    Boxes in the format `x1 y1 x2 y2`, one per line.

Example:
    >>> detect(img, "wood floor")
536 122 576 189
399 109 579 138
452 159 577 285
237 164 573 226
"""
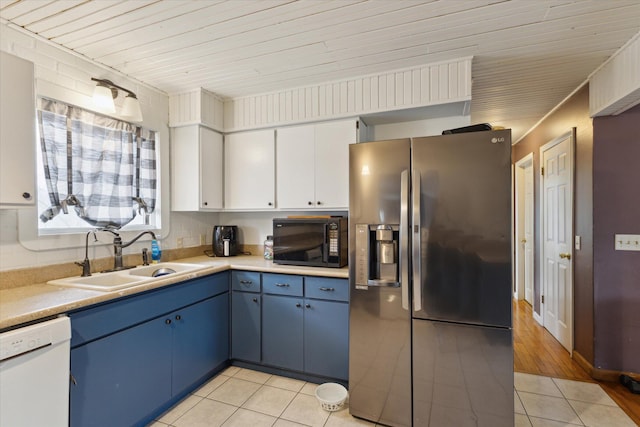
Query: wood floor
513 299 640 425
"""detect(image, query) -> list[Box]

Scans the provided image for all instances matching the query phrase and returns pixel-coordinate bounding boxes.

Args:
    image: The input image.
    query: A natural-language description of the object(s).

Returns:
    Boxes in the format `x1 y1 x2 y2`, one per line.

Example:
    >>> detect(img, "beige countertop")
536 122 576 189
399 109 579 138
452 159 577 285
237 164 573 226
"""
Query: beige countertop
0 255 348 331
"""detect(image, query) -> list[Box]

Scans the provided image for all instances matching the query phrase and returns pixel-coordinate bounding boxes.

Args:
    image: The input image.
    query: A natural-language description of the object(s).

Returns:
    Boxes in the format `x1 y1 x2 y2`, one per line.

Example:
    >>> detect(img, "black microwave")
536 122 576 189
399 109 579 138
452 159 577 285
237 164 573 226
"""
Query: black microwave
273 217 348 268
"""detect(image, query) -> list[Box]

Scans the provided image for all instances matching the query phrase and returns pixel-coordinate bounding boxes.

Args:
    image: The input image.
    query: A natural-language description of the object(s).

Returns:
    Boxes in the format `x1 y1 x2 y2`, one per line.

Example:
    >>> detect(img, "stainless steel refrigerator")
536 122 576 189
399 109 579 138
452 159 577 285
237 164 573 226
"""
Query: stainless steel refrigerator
348 130 513 426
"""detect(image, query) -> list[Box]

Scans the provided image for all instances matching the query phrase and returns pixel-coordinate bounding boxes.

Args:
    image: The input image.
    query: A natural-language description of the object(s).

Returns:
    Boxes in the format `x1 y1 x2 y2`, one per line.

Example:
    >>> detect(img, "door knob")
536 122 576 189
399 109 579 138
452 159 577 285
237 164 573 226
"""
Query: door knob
559 253 571 260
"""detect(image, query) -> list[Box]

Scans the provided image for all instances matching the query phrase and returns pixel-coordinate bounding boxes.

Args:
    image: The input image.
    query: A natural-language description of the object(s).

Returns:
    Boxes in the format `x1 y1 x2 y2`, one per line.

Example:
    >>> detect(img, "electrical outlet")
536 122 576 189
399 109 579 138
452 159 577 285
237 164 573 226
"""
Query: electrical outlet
176 237 184 248
615 234 640 251
200 234 206 245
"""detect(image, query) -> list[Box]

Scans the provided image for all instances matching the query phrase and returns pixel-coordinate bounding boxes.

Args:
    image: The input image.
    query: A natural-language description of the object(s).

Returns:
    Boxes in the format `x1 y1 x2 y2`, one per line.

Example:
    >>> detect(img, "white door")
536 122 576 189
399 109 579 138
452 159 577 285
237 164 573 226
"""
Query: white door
515 154 534 304
541 131 574 352
224 129 275 210
199 127 223 210
314 119 356 209
0 52 35 207
276 124 315 209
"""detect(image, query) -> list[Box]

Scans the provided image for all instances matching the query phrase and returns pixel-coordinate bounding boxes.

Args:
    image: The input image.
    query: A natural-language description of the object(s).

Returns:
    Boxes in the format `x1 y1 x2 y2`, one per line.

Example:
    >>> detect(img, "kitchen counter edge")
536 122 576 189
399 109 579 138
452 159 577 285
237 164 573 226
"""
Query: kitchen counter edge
0 255 348 331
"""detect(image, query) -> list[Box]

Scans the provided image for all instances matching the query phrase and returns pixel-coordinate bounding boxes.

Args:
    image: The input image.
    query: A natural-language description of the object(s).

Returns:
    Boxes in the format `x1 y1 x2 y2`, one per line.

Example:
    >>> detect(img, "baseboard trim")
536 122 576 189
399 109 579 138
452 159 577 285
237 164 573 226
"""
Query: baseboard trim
573 350 640 382
533 310 543 325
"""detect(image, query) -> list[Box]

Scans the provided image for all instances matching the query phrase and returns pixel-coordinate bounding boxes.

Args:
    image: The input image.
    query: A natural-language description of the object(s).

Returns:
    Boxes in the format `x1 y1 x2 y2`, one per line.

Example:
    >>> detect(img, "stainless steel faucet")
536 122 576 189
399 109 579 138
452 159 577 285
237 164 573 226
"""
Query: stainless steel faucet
101 229 157 271
76 230 98 277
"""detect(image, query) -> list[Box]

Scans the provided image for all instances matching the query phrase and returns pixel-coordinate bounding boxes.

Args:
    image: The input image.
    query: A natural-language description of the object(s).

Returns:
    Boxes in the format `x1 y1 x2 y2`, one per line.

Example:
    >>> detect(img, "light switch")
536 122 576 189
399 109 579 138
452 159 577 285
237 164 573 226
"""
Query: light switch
614 234 640 251
574 235 581 250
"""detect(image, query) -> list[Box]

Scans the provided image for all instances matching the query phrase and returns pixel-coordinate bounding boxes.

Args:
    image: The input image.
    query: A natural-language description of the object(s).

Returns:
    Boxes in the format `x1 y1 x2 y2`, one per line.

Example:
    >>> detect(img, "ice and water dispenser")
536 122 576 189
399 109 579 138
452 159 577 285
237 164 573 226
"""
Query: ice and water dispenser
354 224 400 289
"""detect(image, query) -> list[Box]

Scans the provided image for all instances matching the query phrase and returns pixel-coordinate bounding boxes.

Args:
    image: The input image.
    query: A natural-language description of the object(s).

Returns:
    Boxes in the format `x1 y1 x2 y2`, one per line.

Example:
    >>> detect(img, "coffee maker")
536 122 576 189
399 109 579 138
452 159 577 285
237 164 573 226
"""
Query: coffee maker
213 225 238 257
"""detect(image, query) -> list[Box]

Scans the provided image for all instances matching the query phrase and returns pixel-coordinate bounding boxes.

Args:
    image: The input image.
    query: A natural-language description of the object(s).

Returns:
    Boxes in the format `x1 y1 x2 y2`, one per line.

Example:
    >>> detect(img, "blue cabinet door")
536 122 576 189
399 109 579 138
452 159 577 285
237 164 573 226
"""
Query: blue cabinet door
70 316 172 427
172 292 229 396
262 294 303 371
231 291 261 362
304 299 349 380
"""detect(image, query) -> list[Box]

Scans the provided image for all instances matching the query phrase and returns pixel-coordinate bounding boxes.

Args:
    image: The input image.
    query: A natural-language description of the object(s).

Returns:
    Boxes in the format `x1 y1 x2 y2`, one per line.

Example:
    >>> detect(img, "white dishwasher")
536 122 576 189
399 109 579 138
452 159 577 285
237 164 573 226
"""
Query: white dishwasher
0 316 71 427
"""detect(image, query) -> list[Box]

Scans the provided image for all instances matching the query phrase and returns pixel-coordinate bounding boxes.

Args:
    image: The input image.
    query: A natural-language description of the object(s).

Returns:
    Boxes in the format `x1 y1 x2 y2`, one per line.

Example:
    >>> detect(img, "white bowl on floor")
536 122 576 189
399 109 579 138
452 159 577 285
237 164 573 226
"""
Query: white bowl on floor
315 383 348 412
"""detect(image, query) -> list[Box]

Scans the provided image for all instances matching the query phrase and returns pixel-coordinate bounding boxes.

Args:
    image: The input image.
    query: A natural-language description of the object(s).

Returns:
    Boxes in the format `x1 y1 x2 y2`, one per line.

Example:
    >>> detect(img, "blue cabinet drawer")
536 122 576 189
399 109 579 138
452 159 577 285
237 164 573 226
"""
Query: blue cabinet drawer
231 271 261 292
304 277 349 302
70 272 229 348
263 273 303 296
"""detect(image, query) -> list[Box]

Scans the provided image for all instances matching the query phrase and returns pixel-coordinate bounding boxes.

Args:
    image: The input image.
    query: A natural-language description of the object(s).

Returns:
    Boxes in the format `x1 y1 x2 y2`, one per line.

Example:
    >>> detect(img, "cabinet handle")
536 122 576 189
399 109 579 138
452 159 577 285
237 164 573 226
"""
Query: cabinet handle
316 201 321 205
165 319 172 325
240 280 253 285
305 304 311 308
22 192 31 199
319 287 335 292
296 303 301 308
70 373 77 386
252 297 258 303
175 315 182 321
275 283 290 287
308 201 313 206
268 202 273 206
203 201 208 206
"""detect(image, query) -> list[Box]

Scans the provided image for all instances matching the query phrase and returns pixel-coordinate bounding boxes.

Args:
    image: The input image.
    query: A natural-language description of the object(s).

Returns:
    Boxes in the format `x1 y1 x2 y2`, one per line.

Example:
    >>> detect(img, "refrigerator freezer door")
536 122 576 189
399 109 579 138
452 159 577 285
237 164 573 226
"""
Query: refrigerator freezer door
411 130 512 328
349 139 412 426
413 319 514 426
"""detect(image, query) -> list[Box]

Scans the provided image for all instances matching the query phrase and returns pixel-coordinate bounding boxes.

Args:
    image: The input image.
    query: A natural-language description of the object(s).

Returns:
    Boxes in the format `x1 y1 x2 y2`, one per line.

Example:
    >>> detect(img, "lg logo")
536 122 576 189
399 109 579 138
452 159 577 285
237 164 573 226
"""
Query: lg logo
491 137 505 143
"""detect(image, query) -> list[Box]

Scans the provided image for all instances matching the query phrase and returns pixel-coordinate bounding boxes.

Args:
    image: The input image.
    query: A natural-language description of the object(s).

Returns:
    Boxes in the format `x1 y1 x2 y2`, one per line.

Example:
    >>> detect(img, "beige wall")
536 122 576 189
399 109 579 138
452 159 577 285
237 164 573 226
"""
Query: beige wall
512 85 595 364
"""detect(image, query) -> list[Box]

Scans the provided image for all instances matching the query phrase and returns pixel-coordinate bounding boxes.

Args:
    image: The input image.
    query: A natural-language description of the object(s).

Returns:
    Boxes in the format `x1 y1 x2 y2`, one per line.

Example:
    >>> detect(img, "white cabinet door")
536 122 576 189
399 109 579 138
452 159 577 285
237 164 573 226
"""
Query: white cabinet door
0 52 35 207
171 126 222 211
314 119 357 209
225 129 275 210
276 125 315 209
199 127 223 209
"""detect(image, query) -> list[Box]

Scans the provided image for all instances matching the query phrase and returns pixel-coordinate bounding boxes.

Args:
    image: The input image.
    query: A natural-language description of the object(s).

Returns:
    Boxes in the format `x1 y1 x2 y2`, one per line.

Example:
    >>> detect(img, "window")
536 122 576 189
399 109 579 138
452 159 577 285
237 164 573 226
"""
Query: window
36 98 160 234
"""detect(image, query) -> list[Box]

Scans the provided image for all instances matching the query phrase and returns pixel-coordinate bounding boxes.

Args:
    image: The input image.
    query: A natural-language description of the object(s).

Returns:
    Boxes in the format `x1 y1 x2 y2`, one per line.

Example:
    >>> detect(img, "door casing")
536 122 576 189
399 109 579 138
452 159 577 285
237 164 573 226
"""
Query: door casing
515 153 534 305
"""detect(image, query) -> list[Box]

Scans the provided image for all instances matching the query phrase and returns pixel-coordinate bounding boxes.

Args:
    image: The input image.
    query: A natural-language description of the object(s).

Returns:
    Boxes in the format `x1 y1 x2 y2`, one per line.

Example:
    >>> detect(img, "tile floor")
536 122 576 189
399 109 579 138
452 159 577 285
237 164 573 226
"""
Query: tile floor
514 372 636 427
149 367 636 427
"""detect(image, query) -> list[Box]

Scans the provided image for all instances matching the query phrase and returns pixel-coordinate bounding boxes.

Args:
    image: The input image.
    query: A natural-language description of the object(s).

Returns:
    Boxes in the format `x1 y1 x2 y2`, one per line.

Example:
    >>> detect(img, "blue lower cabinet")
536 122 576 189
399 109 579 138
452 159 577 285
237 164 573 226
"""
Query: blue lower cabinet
231 291 261 363
262 294 303 370
69 273 230 426
172 293 229 396
304 299 349 380
70 316 172 427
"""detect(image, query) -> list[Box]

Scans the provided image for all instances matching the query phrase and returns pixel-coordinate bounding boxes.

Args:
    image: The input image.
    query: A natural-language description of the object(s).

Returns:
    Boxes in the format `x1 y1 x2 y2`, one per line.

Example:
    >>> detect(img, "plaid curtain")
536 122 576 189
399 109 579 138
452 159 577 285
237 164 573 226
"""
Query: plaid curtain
37 98 156 228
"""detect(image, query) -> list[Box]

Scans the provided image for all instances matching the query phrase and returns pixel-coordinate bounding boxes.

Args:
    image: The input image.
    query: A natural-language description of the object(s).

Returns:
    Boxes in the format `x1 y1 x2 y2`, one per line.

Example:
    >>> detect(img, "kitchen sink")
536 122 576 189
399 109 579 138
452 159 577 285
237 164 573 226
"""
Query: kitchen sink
127 262 206 277
47 262 206 291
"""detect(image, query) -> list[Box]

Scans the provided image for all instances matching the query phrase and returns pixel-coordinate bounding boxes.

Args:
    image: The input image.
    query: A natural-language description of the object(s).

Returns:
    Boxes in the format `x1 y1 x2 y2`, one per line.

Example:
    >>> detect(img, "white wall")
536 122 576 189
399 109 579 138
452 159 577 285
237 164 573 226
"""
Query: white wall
369 115 471 140
217 211 346 249
0 23 217 271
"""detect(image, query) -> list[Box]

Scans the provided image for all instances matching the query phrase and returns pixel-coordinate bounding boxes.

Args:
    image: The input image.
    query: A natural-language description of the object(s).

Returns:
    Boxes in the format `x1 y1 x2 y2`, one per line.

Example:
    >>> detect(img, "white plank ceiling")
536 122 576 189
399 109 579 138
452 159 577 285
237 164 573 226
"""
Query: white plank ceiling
2 0 640 140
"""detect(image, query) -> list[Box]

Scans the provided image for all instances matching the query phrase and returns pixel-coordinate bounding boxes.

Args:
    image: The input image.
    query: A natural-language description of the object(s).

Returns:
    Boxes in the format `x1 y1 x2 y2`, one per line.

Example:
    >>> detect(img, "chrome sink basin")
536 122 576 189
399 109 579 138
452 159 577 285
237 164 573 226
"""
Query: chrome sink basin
47 262 206 291
127 262 206 278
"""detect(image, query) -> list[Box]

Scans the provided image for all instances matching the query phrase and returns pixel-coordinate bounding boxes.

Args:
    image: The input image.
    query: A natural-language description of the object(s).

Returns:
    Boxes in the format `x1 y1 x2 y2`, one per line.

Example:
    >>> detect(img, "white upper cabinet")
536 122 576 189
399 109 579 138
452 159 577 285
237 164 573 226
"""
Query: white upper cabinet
276 125 315 209
225 129 275 210
171 126 223 211
276 119 358 210
0 52 35 208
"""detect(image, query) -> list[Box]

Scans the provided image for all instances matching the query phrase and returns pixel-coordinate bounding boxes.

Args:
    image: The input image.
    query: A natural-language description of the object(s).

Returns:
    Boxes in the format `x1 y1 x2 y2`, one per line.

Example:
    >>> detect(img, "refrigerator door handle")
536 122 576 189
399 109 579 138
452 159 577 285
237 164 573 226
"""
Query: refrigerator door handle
412 169 422 312
400 169 409 310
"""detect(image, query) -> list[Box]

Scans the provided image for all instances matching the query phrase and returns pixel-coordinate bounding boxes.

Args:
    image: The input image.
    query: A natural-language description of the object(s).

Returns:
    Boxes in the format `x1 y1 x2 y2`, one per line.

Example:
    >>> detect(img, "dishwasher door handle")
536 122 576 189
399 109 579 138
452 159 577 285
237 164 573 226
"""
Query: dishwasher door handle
0 342 52 363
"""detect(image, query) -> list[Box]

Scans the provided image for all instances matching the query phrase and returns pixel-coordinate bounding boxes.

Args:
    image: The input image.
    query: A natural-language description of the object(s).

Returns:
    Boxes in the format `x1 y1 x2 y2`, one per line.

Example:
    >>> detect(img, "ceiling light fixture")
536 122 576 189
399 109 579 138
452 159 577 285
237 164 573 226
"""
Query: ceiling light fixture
91 77 143 122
